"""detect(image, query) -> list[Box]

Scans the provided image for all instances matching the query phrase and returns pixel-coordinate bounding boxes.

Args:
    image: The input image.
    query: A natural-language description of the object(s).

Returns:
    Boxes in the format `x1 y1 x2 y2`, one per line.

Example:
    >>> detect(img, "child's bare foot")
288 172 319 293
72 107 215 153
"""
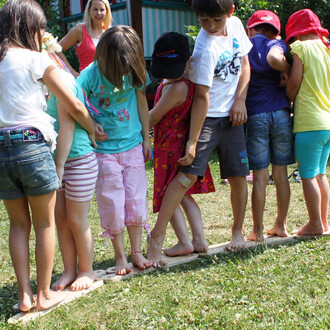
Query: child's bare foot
297 222 324 236
52 271 77 291
247 226 264 242
267 225 288 237
36 290 67 311
17 292 36 312
131 251 152 270
322 219 329 232
226 230 246 252
115 256 132 275
147 235 166 268
164 241 194 257
70 271 96 291
192 238 208 253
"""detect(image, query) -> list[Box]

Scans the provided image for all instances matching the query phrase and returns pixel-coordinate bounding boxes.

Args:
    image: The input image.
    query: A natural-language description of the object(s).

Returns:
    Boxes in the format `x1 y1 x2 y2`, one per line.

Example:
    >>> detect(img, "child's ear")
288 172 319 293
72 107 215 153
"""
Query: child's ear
228 5 235 17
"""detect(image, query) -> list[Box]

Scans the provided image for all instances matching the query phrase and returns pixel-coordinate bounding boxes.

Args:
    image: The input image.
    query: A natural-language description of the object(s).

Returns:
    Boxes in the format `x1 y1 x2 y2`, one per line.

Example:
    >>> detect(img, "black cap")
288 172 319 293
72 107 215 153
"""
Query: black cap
151 32 190 79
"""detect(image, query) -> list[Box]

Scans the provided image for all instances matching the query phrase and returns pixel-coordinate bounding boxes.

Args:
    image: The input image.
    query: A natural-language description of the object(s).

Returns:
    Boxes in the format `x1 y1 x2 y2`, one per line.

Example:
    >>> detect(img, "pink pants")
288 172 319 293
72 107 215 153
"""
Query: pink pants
95 144 149 243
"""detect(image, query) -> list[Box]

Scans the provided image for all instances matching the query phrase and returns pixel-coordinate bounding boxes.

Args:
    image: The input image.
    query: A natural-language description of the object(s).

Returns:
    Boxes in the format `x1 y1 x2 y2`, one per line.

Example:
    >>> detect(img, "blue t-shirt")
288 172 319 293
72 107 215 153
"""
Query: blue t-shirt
77 63 149 154
47 70 93 159
246 34 290 116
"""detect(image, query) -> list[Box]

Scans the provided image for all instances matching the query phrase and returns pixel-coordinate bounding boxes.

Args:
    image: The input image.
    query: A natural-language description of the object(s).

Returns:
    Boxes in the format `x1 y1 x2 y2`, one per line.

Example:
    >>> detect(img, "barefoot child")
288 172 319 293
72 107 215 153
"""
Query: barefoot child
245 10 295 241
77 25 153 275
149 32 215 257
147 0 252 266
44 35 98 292
286 9 330 235
0 0 96 311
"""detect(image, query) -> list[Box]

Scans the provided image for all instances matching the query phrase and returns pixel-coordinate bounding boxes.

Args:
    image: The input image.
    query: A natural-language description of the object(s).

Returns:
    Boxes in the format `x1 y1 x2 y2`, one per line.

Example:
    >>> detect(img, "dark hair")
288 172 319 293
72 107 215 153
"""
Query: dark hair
0 0 46 62
94 25 147 90
253 23 279 37
192 0 234 17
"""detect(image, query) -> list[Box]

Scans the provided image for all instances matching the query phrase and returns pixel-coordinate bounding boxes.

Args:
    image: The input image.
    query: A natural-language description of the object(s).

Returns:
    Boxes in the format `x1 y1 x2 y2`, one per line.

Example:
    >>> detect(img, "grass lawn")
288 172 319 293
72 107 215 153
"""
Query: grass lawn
0 159 329 328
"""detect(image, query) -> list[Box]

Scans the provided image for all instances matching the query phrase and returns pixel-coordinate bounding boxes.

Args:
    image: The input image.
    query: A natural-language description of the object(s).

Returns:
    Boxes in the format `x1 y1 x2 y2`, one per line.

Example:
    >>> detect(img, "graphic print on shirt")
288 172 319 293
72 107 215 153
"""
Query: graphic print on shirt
214 38 241 80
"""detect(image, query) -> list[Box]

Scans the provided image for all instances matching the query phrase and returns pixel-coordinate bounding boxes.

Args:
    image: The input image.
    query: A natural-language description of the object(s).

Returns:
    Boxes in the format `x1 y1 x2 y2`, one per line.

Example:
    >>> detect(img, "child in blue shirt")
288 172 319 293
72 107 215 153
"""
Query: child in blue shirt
245 10 295 241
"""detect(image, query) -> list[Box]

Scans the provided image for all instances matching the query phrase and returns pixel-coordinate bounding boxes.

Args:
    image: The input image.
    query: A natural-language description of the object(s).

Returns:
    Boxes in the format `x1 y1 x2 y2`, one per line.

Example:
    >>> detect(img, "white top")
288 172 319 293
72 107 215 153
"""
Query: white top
188 16 252 117
0 48 57 150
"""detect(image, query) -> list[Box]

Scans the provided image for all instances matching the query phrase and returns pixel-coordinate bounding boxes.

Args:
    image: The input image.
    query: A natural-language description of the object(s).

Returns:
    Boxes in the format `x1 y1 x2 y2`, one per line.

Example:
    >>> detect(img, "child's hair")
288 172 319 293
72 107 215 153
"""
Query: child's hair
192 0 233 17
94 25 147 90
83 0 112 35
246 10 281 36
0 0 46 62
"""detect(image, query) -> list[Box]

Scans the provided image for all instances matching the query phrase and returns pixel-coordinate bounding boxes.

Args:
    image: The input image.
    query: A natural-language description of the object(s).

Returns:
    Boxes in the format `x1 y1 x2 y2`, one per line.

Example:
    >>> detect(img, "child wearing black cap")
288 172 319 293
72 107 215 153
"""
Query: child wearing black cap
245 10 295 242
148 32 215 265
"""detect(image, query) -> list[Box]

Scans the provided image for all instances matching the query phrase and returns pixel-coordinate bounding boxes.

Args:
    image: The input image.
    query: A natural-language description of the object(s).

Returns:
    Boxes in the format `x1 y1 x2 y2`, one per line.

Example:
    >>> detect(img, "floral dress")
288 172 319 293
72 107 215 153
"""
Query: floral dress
153 78 215 213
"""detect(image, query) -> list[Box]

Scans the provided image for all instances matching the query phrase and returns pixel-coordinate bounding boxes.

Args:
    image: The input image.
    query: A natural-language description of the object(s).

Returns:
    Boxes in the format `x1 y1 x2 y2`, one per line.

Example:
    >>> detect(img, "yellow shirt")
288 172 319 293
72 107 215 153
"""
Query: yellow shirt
291 39 330 133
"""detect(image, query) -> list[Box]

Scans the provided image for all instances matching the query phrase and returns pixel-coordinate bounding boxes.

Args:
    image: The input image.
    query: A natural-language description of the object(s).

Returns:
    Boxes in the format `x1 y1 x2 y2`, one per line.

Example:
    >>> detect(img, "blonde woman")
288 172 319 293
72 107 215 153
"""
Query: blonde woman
58 0 112 77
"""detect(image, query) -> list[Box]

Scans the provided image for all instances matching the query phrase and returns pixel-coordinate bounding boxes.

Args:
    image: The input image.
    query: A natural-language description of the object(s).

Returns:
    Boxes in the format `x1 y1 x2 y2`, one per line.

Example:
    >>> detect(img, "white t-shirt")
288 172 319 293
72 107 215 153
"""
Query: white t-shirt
188 16 252 117
0 48 57 149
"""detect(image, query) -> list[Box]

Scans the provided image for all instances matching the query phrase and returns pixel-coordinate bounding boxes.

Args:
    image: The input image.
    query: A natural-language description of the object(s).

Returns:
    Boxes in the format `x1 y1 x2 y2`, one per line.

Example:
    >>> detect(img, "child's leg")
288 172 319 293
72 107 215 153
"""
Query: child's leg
181 195 208 253
226 176 247 252
147 172 197 267
52 191 77 291
298 176 324 235
267 165 290 237
111 231 131 275
127 226 152 269
27 192 67 311
317 173 329 232
65 199 95 291
247 168 269 241
164 205 194 257
4 197 34 312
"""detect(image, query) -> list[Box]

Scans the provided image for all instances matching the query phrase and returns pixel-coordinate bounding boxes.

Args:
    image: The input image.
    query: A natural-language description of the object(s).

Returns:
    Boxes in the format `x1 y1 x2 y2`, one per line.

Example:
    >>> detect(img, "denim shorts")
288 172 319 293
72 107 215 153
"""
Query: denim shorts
0 129 60 200
295 130 330 179
245 109 295 170
180 117 250 179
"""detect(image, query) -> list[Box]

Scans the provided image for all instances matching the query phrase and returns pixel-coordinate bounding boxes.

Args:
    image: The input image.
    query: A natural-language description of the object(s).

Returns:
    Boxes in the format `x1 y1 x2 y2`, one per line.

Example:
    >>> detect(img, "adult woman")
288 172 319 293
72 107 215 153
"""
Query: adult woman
58 0 112 77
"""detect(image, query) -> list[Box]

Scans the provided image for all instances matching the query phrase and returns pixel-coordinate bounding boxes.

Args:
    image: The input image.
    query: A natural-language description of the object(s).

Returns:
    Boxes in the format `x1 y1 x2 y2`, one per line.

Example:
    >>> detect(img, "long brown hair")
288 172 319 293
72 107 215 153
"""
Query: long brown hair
0 0 46 62
94 25 146 90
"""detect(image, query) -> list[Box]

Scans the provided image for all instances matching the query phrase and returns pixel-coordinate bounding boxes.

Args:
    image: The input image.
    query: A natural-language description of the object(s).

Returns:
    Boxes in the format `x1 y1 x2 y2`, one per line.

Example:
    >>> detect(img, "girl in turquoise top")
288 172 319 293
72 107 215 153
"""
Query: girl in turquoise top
286 9 330 236
78 25 152 275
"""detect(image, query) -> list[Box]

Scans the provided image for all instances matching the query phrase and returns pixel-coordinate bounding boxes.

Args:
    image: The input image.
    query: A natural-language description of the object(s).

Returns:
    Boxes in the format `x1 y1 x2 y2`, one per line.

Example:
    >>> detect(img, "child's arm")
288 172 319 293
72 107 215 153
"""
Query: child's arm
178 83 209 166
136 88 152 162
267 47 291 87
149 82 188 128
230 54 250 126
55 102 75 184
42 65 97 148
286 53 303 102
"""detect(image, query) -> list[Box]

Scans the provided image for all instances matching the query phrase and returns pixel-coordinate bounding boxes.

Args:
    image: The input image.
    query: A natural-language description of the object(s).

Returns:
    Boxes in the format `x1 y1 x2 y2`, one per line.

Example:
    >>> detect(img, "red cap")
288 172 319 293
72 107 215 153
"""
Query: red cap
285 9 329 43
247 10 281 34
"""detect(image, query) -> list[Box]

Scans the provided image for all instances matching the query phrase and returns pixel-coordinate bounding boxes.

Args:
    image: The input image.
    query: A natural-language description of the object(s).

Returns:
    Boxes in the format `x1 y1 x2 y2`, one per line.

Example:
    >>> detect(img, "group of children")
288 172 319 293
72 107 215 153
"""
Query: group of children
0 0 329 313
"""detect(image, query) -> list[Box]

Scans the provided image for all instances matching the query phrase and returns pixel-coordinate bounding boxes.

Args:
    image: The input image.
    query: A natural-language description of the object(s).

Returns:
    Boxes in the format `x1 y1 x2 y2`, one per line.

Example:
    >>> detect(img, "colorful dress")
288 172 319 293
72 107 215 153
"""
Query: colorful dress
153 78 215 213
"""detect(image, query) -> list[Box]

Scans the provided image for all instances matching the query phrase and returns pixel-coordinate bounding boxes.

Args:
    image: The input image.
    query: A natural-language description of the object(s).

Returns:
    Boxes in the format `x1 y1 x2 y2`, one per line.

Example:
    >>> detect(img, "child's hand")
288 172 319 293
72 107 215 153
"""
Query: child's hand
95 123 108 142
230 100 247 126
143 139 152 162
279 72 289 87
56 166 64 188
178 139 196 166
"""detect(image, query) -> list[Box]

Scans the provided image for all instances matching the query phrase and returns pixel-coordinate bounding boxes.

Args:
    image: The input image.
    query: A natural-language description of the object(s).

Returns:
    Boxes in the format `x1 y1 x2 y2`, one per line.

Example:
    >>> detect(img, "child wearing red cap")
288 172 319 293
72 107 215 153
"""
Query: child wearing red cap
245 10 295 241
286 9 330 235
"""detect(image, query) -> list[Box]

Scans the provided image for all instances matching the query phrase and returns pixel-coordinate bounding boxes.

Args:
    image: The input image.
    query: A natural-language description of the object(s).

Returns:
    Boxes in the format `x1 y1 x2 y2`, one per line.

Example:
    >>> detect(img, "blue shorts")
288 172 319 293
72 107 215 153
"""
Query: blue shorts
246 109 295 170
295 130 330 179
0 129 60 200
180 117 249 179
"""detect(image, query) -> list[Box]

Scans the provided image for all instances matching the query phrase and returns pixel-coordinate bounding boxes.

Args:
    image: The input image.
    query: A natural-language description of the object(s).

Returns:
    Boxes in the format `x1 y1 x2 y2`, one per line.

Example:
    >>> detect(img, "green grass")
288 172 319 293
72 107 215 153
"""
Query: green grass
0 160 329 328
